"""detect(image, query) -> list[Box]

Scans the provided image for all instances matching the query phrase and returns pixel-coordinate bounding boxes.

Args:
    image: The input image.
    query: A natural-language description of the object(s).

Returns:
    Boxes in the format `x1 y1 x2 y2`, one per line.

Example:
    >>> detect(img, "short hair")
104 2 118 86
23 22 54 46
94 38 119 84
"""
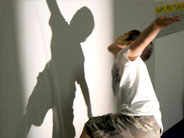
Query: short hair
125 30 141 41
125 29 153 61
140 42 153 61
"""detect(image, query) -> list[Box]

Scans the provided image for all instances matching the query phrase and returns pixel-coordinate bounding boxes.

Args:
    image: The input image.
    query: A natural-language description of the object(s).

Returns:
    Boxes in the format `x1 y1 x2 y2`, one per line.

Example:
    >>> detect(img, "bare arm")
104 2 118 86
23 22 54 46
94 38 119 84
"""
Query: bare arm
128 16 181 60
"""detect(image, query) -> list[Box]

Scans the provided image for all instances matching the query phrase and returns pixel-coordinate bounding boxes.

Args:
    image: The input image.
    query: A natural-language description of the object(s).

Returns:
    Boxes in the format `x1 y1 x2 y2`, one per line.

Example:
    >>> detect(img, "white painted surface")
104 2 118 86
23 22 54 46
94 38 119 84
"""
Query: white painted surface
0 0 115 138
155 32 184 131
1 0 184 138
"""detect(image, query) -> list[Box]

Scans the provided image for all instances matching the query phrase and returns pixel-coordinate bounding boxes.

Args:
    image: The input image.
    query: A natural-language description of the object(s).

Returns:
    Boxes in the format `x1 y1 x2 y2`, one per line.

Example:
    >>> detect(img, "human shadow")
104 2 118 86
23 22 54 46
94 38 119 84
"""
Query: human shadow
16 0 94 138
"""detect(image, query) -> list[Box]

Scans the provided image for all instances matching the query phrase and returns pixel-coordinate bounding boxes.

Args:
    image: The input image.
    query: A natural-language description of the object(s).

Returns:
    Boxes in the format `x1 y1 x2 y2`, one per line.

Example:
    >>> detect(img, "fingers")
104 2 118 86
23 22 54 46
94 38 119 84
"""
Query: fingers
173 14 183 19
155 16 181 28
165 17 180 24
171 16 181 22
167 16 181 26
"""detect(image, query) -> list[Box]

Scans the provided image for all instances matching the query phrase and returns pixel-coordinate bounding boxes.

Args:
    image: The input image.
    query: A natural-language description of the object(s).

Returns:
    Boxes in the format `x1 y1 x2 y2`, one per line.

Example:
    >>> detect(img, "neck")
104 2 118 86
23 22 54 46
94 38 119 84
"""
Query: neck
109 45 121 58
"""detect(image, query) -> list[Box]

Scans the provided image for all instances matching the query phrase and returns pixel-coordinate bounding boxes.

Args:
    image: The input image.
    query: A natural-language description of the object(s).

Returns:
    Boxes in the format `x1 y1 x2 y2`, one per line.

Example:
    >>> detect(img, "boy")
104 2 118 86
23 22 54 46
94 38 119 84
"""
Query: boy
80 16 180 138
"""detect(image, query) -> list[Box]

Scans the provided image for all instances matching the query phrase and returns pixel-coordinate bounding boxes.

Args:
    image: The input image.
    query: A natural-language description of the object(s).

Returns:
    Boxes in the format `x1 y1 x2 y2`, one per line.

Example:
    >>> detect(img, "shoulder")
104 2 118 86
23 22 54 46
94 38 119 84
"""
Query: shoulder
116 46 129 63
116 46 140 66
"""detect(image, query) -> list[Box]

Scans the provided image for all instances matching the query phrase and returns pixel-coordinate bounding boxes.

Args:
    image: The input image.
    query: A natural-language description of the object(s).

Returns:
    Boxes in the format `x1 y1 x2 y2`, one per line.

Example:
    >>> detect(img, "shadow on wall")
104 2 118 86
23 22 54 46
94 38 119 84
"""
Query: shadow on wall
17 0 94 138
0 1 25 138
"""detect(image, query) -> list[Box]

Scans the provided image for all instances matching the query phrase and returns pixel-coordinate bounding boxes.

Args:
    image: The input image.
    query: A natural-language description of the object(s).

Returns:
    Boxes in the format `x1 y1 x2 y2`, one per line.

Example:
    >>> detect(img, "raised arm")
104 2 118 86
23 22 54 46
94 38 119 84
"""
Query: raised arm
76 70 92 118
46 0 68 26
128 16 181 60
46 0 60 15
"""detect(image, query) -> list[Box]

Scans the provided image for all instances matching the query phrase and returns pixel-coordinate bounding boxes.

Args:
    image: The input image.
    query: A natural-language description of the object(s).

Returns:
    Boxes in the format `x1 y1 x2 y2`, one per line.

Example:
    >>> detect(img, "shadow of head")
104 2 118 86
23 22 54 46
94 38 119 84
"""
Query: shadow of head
16 4 95 138
69 7 95 43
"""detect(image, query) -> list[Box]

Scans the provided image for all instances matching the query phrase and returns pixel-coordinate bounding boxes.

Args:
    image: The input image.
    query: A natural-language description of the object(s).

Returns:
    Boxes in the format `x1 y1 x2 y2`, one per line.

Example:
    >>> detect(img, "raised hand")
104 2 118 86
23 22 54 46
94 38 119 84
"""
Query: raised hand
154 16 181 28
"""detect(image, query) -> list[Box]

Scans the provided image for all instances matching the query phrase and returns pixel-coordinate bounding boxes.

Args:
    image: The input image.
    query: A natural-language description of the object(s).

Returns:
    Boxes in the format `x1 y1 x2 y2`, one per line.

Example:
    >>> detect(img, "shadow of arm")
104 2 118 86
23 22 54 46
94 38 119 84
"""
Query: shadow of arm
16 68 53 137
46 0 68 26
46 0 60 15
76 71 92 118
15 112 32 138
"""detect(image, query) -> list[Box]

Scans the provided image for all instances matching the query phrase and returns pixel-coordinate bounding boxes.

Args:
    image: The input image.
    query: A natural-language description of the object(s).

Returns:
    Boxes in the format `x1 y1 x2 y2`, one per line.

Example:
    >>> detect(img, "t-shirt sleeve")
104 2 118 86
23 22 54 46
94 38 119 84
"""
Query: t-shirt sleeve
116 47 139 88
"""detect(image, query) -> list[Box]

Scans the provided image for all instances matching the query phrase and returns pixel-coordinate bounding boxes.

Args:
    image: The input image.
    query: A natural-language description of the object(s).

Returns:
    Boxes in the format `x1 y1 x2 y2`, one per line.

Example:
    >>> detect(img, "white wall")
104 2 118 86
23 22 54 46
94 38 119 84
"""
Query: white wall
155 32 184 131
1 0 184 138
0 0 115 138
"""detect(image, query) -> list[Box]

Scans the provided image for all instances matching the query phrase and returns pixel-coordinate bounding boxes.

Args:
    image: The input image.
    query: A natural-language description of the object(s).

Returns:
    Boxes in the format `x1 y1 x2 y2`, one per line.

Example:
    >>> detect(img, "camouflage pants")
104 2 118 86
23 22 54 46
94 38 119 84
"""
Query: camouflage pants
85 113 161 138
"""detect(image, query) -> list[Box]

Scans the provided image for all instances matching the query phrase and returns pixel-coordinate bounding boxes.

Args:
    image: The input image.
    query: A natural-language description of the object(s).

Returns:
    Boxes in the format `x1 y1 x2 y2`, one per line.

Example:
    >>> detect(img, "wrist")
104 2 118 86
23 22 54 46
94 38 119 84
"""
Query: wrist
152 20 161 29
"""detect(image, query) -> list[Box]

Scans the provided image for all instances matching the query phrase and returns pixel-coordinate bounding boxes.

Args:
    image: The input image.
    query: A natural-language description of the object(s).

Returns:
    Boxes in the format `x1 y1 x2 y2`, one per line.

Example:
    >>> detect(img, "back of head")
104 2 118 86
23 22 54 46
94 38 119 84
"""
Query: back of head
127 30 153 61
70 7 94 42
125 30 141 41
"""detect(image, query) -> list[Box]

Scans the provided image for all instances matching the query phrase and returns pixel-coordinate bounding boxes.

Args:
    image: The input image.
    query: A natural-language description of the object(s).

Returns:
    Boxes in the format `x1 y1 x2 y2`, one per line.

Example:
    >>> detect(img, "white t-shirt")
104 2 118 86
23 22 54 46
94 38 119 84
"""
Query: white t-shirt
112 46 163 131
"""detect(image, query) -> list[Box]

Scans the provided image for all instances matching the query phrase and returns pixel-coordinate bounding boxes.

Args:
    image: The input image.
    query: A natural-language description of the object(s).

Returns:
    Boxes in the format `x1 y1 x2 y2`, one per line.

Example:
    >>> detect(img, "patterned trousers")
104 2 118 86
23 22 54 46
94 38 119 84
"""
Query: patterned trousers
85 113 161 138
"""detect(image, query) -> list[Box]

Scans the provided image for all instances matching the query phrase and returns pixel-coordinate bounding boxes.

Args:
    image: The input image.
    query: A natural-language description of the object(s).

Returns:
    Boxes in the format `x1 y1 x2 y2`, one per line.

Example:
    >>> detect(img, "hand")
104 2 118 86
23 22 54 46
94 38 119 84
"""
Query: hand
154 16 181 28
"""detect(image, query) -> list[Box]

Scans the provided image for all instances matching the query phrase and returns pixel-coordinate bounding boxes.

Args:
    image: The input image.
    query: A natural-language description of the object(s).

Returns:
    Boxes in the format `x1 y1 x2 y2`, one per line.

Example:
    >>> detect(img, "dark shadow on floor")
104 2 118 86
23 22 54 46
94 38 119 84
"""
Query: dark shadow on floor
162 119 184 138
16 0 95 138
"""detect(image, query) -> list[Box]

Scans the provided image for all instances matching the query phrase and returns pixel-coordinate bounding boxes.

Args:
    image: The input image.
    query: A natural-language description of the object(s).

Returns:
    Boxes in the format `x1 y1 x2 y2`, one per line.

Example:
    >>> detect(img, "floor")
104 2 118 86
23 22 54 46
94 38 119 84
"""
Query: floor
162 120 184 138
